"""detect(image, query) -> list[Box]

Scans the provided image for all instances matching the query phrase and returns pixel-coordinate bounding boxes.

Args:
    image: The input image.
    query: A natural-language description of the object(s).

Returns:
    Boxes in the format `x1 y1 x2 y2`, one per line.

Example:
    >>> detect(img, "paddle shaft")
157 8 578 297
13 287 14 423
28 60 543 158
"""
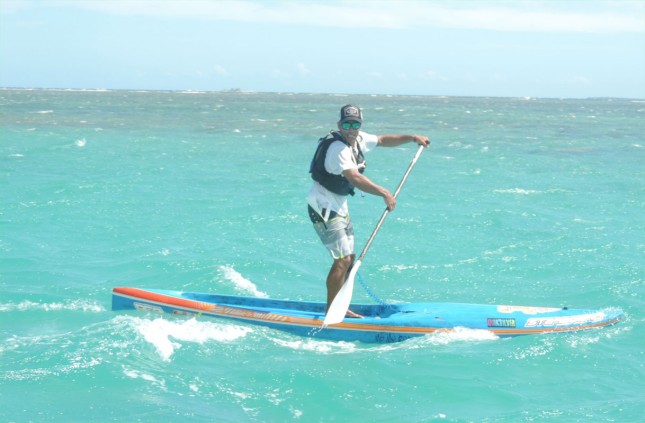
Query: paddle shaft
355 144 425 262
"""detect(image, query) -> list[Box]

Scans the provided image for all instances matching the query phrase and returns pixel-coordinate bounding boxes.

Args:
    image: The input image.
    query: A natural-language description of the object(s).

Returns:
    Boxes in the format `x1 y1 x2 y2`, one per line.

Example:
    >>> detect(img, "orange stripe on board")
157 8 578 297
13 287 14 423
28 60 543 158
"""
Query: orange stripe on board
113 287 321 327
113 287 216 312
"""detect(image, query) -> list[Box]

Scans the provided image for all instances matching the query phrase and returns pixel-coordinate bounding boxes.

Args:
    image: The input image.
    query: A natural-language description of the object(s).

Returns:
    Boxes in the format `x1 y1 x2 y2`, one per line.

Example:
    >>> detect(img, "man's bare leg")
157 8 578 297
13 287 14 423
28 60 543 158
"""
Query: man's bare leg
326 255 363 318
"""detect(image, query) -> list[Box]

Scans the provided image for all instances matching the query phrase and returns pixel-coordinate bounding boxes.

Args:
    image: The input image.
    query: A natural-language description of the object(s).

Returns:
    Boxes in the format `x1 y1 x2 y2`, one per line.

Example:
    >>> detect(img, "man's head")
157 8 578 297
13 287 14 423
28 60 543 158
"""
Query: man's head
337 104 362 143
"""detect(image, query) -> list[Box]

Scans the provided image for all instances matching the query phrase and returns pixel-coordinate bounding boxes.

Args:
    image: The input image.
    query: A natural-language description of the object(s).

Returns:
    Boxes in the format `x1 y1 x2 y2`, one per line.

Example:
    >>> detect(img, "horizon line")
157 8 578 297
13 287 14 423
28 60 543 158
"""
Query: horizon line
2 86 643 101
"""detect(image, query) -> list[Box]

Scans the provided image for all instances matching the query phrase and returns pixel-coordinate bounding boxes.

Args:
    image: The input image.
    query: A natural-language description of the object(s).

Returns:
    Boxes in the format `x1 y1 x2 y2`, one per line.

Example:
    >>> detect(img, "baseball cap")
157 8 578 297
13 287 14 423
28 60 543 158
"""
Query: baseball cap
339 104 363 123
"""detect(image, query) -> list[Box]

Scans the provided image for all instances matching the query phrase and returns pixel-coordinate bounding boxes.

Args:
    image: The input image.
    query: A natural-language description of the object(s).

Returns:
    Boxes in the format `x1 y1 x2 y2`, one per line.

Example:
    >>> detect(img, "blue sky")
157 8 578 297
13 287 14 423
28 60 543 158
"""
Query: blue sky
1 0 644 98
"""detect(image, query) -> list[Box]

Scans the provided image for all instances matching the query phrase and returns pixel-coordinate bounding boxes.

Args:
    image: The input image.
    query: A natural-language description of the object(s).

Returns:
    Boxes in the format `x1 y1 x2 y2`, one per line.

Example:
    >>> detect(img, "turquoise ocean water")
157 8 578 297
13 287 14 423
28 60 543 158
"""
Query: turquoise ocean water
1 89 644 422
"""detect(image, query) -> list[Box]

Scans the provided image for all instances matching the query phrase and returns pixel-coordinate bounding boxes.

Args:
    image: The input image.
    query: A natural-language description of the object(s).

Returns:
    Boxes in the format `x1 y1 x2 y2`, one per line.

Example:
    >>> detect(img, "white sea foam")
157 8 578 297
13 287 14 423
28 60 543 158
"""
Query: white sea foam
411 327 499 347
510 338 555 360
270 327 498 354
122 316 252 361
123 368 161 382
494 188 540 195
121 366 168 391
0 300 105 313
378 263 427 272
218 265 268 298
271 338 358 354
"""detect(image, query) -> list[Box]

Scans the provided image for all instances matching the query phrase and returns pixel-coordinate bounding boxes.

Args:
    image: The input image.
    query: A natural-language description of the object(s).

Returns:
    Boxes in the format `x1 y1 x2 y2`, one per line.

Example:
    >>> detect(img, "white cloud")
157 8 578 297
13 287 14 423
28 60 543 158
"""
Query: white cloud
571 75 592 85
213 65 228 77
271 68 289 79
0 0 30 14
28 0 645 33
296 63 310 77
419 70 449 82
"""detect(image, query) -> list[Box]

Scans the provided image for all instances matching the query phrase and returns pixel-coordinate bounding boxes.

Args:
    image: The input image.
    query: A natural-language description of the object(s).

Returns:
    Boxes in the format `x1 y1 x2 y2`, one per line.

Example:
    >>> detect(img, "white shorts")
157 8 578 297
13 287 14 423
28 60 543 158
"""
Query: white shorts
308 206 355 260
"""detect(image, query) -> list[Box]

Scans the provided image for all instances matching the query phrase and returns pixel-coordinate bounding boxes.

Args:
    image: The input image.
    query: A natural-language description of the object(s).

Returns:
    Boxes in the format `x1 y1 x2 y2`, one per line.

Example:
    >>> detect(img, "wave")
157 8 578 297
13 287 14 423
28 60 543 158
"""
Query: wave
116 315 252 361
218 265 268 298
112 314 501 360
494 188 569 195
271 338 359 354
494 188 540 195
0 300 105 312
266 327 499 354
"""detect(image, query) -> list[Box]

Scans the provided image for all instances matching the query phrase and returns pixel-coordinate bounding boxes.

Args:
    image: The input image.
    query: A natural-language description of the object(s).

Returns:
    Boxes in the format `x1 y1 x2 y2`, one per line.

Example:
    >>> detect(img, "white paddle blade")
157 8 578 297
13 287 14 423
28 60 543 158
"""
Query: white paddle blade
323 260 362 326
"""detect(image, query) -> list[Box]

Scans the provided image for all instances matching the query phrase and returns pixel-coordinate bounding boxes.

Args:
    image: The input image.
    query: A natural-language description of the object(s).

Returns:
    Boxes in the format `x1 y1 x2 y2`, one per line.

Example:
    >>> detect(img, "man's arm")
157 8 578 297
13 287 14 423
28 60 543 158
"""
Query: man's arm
342 168 396 211
377 134 430 147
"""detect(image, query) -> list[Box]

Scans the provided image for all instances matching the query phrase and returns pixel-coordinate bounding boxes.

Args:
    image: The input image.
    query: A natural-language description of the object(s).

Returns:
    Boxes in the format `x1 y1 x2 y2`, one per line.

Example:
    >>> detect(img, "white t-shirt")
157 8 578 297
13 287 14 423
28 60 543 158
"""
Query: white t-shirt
307 131 379 220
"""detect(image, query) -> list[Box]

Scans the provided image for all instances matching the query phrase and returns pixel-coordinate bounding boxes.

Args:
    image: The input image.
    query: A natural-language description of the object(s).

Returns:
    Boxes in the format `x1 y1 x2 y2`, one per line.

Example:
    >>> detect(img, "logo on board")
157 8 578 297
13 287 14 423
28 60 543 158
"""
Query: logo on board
487 318 516 328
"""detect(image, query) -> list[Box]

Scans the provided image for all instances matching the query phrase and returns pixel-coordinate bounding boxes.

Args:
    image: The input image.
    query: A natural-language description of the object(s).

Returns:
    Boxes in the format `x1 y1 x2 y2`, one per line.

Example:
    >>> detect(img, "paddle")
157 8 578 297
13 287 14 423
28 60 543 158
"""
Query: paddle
323 144 425 326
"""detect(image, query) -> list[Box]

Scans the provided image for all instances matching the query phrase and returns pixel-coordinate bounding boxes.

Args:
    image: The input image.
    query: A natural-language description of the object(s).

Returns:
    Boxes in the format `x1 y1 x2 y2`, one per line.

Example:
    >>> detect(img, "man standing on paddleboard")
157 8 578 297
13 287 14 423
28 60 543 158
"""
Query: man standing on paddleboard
308 104 430 317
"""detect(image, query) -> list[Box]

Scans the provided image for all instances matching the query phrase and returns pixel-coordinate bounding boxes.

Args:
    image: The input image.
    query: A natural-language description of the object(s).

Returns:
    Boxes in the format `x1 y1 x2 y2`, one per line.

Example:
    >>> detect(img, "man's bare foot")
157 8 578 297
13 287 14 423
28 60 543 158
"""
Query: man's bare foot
345 309 364 318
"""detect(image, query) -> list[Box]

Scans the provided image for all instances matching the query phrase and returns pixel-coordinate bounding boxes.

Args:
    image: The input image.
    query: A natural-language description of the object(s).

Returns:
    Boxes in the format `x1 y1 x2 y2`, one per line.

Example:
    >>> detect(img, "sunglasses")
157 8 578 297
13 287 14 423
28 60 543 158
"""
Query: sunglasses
341 121 361 130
